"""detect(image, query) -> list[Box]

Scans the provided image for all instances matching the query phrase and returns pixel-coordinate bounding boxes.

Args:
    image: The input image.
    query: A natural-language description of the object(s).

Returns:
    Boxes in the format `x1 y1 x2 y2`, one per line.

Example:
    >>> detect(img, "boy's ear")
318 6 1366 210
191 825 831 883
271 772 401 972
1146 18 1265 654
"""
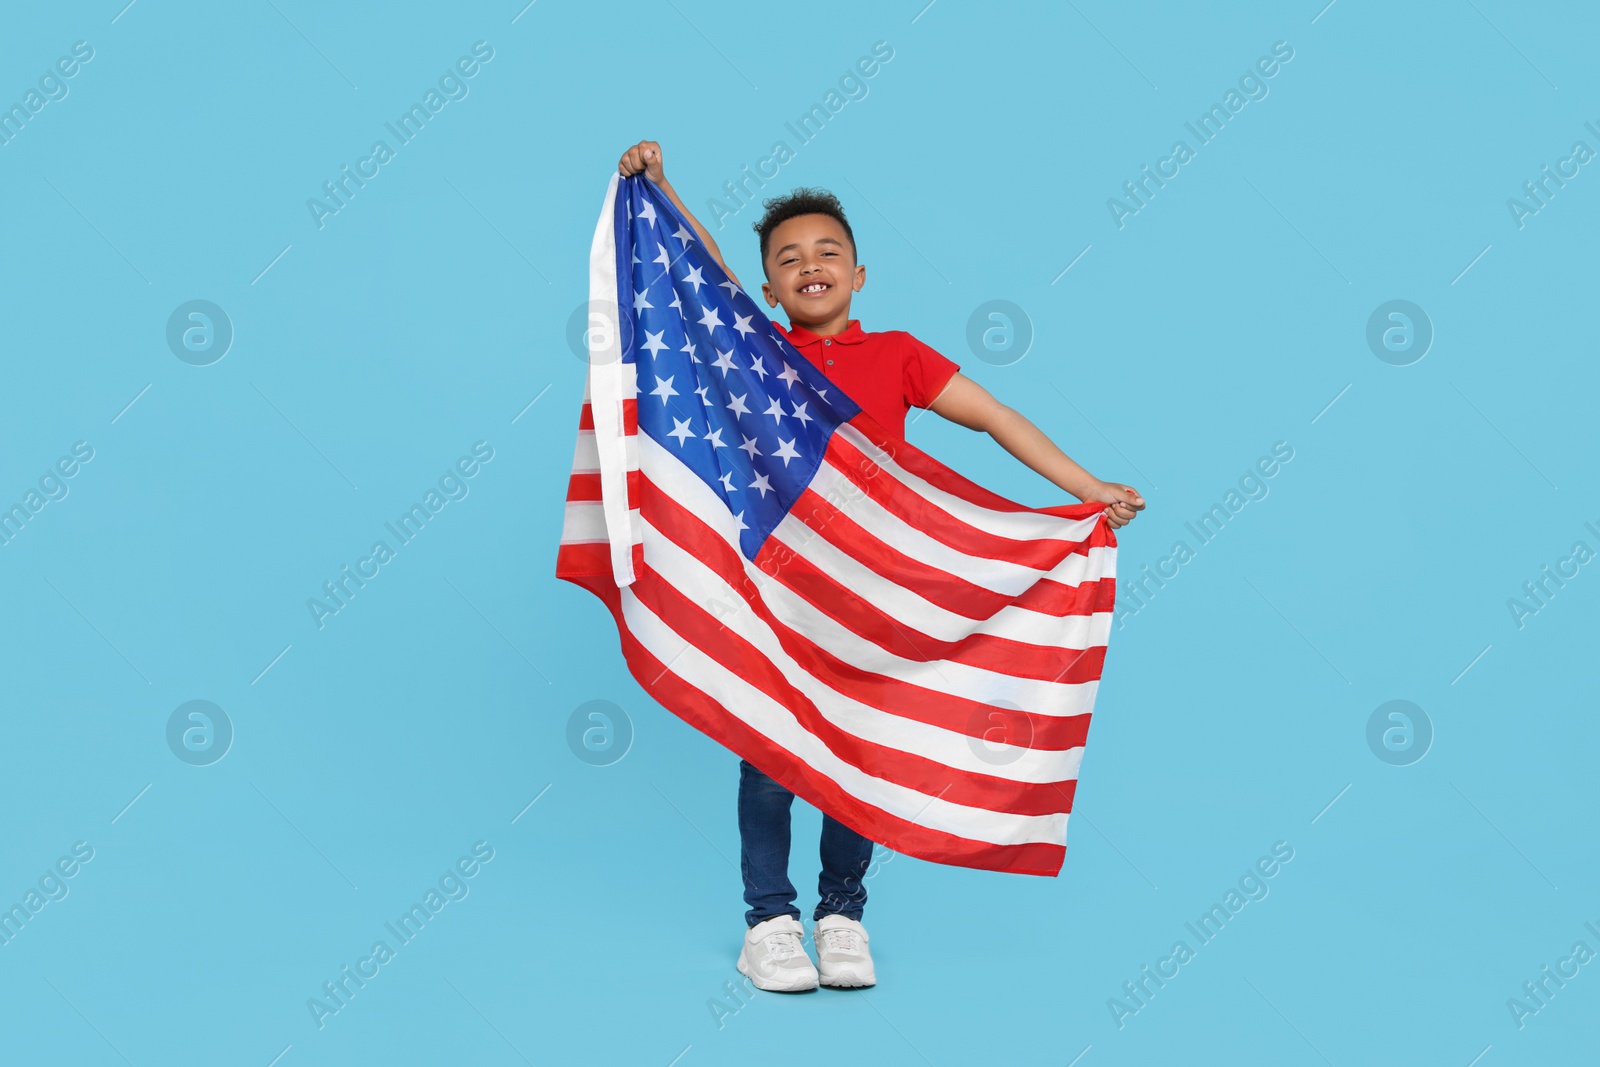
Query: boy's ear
852 264 866 292
760 281 779 308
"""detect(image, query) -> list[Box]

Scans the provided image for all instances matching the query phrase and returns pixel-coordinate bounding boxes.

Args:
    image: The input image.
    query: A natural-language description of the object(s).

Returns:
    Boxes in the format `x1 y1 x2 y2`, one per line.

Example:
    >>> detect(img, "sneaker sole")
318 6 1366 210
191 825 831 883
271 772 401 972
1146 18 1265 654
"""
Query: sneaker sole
819 972 875 989
737 954 818 993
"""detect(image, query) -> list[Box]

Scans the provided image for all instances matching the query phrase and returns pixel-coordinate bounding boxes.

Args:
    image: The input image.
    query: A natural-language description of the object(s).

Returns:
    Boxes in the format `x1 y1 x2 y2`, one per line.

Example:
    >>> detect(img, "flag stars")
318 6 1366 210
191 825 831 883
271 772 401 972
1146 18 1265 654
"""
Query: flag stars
704 426 728 449
682 265 707 293
788 401 812 427
712 348 739 376
749 355 769 382
653 242 671 267
762 397 786 424
727 393 751 417
718 471 737 494
667 416 695 446
738 434 762 459
672 222 695 246
749 472 773 498
634 289 653 315
772 437 801 466
733 312 756 338
638 199 657 227
649 375 679 405
639 329 669 358
680 338 698 362
777 361 801 389
698 306 725 332
730 508 749 532
695 384 713 407
719 279 742 299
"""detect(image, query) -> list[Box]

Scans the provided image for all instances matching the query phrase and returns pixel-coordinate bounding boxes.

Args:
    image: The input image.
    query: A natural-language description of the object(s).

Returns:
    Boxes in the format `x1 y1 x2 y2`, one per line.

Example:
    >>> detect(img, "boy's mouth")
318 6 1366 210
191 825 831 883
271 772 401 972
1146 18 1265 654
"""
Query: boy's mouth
798 281 831 297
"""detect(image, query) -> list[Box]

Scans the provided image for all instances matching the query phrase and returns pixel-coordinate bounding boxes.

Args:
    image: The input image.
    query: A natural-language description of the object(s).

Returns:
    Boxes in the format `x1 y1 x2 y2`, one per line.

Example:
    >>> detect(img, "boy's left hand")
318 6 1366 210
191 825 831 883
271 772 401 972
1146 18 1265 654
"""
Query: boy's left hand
1079 481 1145 529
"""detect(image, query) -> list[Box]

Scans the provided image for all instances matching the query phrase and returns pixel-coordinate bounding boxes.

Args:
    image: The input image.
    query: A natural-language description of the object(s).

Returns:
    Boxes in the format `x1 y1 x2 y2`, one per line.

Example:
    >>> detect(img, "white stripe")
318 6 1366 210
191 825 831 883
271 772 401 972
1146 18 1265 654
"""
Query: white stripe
641 512 1085 784
619 583 1069 846
772 507 1114 648
572 364 639 403
568 429 638 477
809 461 1074 593
837 424 1099 543
587 173 637 587
563 502 643 544
638 432 1104 714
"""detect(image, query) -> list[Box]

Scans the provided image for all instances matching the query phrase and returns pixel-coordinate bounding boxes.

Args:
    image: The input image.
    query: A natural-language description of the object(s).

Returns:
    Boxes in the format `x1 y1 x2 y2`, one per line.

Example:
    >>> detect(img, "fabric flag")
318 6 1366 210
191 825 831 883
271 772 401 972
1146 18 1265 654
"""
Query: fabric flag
556 174 1118 876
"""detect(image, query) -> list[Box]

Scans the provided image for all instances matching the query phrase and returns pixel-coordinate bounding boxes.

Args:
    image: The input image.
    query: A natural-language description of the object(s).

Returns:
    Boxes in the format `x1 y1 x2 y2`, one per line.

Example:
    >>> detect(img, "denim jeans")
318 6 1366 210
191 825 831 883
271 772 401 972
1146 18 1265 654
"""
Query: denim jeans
738 759 876 927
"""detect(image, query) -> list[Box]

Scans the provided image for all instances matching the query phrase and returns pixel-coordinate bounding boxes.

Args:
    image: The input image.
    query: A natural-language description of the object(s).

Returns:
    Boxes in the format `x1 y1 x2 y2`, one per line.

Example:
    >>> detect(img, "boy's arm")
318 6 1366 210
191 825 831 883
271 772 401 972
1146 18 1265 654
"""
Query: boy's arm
618 140 744 290
928 373 1145 528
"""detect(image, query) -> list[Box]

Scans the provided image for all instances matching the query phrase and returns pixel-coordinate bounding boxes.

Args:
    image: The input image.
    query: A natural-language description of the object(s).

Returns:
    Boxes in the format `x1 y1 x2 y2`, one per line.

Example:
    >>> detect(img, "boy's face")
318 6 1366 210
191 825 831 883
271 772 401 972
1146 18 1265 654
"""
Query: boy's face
759 214 865 327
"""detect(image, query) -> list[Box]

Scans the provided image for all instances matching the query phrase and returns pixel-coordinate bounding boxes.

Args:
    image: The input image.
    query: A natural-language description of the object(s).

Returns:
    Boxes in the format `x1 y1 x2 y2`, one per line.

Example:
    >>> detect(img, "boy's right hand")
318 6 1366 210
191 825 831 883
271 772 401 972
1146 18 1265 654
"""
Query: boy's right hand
618 140 666 184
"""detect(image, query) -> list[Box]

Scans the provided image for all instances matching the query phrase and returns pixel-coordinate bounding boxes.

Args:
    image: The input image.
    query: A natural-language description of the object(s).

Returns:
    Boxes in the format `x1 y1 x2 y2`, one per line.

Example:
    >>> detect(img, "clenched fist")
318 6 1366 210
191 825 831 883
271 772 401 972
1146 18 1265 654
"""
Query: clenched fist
618 140 666 184
1080 481 1145 529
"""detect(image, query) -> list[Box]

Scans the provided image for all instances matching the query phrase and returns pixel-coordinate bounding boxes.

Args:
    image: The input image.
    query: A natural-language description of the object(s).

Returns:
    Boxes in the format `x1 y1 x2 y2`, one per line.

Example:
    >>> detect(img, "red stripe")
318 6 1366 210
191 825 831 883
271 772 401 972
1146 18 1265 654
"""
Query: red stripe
848 417 1116 528
638 480 1095 750
565 469 641 505
559 571 1069 876
577 398 639 433
787 483 1114 628
555 539 643 579
826 433 1106 572
766 514 1107 684
625 557 1078 818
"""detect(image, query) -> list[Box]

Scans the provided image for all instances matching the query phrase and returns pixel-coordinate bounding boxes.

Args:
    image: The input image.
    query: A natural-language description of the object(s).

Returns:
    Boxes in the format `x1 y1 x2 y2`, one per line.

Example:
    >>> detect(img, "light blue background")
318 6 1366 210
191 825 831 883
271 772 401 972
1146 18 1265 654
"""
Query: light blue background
2 1 1595 1064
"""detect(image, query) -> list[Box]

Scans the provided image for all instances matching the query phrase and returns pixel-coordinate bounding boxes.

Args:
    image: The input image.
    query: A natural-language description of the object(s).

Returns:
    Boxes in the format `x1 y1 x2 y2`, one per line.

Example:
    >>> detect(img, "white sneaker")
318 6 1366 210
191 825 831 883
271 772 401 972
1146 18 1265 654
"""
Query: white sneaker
736 915 818 992
814 914 875 988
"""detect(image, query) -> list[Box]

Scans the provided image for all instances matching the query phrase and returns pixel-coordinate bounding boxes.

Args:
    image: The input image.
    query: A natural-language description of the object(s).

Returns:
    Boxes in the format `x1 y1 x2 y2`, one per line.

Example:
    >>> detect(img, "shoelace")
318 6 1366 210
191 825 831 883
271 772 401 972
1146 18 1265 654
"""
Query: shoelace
764 929 805 962
818 927 862 954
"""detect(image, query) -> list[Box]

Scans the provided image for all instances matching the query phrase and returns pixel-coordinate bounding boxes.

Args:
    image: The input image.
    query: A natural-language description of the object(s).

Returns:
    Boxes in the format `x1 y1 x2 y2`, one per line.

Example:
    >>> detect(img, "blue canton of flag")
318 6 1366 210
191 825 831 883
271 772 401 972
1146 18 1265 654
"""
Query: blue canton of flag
614 176 862 561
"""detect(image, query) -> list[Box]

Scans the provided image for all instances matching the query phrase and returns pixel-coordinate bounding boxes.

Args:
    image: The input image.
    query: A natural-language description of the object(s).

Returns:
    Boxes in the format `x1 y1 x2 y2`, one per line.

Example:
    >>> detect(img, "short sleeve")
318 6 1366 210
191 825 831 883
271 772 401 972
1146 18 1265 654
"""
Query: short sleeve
900 333 961 410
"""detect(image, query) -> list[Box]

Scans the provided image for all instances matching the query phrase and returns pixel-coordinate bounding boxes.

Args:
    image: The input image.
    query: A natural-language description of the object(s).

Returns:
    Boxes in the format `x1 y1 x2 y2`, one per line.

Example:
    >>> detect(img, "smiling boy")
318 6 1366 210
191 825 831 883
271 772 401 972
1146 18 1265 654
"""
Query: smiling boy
617 139 1144 993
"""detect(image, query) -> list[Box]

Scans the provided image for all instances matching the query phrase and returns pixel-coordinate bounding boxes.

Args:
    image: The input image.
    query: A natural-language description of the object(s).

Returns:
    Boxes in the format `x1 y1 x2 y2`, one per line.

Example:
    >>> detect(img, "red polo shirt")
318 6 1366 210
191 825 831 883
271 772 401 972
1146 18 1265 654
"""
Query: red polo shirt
774 319 961 440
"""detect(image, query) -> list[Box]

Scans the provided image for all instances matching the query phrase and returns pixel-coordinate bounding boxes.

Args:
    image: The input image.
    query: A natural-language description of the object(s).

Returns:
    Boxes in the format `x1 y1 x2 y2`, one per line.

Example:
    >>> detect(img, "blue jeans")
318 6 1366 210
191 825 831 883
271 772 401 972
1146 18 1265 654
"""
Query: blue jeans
738 759 876 927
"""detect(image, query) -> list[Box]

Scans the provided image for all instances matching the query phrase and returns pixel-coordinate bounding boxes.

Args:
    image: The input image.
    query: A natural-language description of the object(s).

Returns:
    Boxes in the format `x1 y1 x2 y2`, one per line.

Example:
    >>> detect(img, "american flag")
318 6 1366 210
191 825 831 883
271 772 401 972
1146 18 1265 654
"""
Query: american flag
556 174 1118 876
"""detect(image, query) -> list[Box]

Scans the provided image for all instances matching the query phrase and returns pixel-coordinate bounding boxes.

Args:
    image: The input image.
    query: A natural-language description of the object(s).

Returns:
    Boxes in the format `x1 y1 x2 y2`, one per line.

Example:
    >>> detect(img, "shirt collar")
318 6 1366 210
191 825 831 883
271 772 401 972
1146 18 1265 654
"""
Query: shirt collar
779 319 868 346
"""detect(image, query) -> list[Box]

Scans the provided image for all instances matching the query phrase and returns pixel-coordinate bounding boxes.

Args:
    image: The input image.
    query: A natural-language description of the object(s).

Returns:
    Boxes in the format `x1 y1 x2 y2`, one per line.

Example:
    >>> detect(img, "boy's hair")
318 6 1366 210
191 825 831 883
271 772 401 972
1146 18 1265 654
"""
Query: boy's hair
752 188 857 269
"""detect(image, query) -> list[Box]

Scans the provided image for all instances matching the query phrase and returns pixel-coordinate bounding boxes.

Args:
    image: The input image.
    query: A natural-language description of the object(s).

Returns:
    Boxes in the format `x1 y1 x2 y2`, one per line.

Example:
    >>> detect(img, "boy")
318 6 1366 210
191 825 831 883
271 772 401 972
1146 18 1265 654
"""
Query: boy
616 140 1144 993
